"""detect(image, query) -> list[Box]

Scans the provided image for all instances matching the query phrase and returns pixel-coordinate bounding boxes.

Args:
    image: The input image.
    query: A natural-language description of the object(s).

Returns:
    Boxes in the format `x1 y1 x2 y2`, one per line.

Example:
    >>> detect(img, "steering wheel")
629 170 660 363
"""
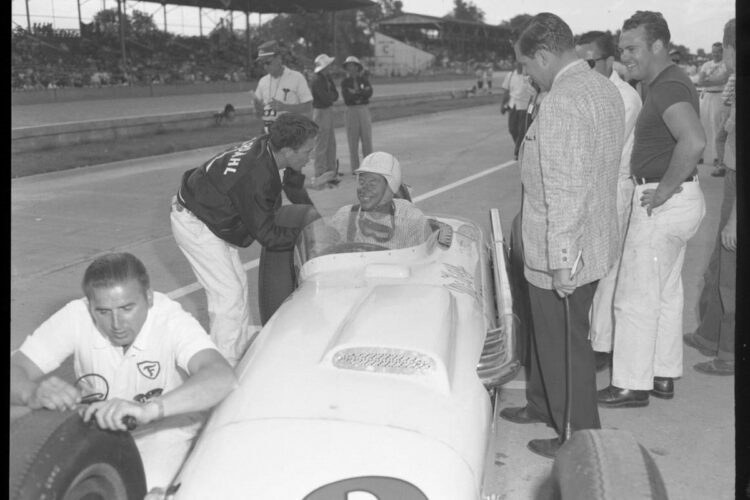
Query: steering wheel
319 241 390 256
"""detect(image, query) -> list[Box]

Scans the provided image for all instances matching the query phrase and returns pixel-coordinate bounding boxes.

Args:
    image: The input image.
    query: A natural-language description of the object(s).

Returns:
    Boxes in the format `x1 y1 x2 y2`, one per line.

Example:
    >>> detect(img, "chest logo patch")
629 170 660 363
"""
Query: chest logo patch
137 361 161 380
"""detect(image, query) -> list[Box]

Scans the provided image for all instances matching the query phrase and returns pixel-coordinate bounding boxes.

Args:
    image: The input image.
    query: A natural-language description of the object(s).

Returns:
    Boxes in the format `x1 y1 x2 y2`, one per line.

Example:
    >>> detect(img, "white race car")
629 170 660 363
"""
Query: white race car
171 204 520 499
10 202 666 500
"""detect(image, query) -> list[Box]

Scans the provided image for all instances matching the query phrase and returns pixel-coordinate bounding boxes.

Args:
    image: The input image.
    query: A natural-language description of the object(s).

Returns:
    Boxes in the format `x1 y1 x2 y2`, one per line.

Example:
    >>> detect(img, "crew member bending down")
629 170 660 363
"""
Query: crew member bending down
329 152 432 250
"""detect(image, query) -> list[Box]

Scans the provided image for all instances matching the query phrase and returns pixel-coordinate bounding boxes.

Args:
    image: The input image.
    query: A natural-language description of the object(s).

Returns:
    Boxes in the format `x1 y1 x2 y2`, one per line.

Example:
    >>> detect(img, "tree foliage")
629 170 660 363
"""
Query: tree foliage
444 0 485 23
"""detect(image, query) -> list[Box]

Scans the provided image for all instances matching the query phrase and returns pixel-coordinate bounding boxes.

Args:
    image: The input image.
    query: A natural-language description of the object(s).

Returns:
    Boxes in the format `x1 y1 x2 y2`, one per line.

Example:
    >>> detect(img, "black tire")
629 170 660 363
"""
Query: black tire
10 409 147 500
258 204 317 325
554 429 668 500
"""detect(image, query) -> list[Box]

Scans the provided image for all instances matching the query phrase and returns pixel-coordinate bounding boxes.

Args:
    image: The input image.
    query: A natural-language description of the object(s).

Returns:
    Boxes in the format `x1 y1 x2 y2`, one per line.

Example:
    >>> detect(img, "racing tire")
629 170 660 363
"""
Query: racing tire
258 204 317 325
554 429 668 500
9 409 147 500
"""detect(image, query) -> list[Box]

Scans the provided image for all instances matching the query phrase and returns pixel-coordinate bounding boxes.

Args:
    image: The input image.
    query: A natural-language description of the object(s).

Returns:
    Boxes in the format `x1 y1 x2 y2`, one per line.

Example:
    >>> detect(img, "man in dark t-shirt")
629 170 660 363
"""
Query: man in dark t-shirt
598 11 707 408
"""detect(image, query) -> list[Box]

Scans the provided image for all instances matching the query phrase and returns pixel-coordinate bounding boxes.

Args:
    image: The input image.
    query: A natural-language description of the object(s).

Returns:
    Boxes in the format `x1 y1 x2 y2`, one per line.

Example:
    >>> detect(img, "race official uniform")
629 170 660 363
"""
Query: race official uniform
18 292 217 489
171 136 314 363
612 65 706 390
589 69 643 353
341 74 374 172
329 199 432 250
254 66 312 134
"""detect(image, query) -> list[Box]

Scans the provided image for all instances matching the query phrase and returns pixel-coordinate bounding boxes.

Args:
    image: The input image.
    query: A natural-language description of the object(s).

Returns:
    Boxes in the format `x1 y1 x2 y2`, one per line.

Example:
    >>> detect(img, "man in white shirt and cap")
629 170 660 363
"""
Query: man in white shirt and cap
692 42 730 168
252 40 313 134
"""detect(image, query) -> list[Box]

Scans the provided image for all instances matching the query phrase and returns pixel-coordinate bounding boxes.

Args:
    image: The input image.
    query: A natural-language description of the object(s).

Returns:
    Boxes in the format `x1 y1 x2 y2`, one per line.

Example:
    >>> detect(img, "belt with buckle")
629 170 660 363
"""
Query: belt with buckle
702 90 723 93
633 175 698 185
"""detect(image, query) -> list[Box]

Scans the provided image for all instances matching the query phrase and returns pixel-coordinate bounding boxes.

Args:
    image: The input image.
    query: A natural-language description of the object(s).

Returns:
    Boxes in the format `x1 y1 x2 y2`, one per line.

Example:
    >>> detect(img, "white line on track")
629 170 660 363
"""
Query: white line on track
166 159 516 301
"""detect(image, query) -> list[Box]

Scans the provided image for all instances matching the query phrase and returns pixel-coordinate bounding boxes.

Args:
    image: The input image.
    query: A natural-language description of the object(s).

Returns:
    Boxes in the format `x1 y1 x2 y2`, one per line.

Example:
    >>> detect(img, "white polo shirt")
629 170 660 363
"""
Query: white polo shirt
18 292 220 489
19 291 216 400
254 66 312 128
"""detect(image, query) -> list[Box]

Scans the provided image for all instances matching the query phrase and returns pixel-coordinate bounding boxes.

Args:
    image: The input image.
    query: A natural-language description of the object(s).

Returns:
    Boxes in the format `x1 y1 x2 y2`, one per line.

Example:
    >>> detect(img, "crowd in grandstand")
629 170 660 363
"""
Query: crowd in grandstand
12 23 253 91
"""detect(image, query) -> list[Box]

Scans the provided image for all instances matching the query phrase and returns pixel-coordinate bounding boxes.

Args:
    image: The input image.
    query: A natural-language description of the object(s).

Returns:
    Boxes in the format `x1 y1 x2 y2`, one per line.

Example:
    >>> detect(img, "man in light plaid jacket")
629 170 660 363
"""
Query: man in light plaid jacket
498 12 624 459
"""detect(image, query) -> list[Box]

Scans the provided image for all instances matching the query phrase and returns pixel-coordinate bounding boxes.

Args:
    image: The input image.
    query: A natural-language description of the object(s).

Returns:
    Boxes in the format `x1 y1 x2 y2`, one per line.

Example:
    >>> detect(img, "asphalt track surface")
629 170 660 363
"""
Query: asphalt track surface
11 98 734 498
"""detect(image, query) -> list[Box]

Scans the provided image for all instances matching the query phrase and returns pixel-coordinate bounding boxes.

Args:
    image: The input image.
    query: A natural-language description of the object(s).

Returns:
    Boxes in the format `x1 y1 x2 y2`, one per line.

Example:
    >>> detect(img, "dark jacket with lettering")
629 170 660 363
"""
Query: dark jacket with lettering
310 72 339 109
341 74 373 106
177 136 313 249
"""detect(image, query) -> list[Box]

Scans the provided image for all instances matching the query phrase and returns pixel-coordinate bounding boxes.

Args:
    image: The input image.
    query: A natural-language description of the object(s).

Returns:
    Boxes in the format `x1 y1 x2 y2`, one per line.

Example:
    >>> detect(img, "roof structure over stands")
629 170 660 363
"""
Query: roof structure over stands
137 0 376 14
376 12 512 62
55 0 376 75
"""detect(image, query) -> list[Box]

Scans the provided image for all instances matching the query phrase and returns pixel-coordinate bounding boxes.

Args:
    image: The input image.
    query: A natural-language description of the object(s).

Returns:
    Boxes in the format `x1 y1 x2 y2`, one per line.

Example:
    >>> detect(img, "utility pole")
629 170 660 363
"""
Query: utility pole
25 0 31 32
117 0 127 76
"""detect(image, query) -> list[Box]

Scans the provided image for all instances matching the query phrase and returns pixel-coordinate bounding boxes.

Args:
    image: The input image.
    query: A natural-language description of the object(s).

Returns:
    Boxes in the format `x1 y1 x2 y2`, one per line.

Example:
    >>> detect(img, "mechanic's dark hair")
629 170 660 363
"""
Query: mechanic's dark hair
712 42 723 49
269 113 319 151
82 252 150 299
622 11 670 47
516 13 575 57
723 20 735 49
576 31 617 59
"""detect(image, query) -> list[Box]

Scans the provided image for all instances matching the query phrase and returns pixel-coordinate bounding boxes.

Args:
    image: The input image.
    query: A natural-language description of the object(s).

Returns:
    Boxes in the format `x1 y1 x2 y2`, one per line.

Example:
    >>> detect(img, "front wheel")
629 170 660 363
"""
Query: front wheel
10 410 147 500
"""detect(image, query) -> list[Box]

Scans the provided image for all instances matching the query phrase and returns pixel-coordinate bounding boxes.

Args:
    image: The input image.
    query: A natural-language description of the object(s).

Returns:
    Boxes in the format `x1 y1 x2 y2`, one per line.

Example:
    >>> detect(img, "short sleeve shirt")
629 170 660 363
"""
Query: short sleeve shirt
501 70 536 110
254 67 313 127
18 292 218 402
630 65 699 179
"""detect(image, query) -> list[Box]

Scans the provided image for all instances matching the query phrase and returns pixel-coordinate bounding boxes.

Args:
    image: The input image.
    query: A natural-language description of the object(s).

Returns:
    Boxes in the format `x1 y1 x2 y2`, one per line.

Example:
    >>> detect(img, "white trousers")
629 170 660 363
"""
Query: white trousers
699 92 724 163
611 181 705 389
589 177 635 352
170 203 253 365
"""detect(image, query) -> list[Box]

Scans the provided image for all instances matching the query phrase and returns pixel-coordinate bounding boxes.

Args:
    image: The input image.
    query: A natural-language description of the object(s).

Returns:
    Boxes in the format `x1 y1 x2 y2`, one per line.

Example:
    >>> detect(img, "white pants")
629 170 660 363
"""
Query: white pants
699 91 724 163
611 181 705 389
589 177 635 352
170 202 253 365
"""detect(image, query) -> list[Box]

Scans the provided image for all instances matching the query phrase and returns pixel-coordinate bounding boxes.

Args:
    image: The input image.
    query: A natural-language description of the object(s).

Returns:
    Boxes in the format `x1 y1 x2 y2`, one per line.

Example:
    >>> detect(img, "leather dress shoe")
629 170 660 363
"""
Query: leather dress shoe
651 377 674 399
595 351 612 371
527 437 561 459
500 406 547 425
683 333 715 357
597 385 649 408
694 359 734 376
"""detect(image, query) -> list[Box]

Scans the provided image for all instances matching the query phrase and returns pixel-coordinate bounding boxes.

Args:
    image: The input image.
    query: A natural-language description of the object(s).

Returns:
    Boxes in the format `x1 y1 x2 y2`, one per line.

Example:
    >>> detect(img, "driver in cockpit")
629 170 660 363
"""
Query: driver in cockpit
328 152 433 250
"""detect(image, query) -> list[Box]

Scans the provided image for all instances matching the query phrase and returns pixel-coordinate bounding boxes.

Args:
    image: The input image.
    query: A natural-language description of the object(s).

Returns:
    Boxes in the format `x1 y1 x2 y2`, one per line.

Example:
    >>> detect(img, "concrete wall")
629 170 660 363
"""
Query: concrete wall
11 90 464 154
11 81 255 106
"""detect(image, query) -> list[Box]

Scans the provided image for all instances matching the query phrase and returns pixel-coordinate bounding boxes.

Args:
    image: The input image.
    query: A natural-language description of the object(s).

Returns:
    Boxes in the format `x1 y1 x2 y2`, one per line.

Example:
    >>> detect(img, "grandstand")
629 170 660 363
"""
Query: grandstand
375 13 513 71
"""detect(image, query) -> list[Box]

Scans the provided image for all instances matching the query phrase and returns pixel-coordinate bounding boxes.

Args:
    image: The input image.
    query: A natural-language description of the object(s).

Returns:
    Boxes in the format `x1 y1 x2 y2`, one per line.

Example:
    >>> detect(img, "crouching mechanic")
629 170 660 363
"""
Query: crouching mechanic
10 252 237 490
171 113 320 365
328 152 432 249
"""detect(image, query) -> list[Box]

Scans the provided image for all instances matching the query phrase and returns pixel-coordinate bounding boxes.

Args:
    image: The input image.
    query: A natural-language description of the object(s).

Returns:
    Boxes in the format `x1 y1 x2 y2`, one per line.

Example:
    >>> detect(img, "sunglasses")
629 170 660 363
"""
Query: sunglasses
586 56 607 68
262 59 274 66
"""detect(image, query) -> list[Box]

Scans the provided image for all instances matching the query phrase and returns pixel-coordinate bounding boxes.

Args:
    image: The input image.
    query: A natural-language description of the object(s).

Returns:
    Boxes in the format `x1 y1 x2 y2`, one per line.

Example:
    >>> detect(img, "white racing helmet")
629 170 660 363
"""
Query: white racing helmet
355 152 402 194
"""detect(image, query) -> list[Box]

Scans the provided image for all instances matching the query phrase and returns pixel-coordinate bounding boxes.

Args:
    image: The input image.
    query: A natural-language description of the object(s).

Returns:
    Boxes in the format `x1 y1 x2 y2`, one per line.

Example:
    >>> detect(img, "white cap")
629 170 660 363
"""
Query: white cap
343 56 363 69
314 54 335 73
355 152 401 194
